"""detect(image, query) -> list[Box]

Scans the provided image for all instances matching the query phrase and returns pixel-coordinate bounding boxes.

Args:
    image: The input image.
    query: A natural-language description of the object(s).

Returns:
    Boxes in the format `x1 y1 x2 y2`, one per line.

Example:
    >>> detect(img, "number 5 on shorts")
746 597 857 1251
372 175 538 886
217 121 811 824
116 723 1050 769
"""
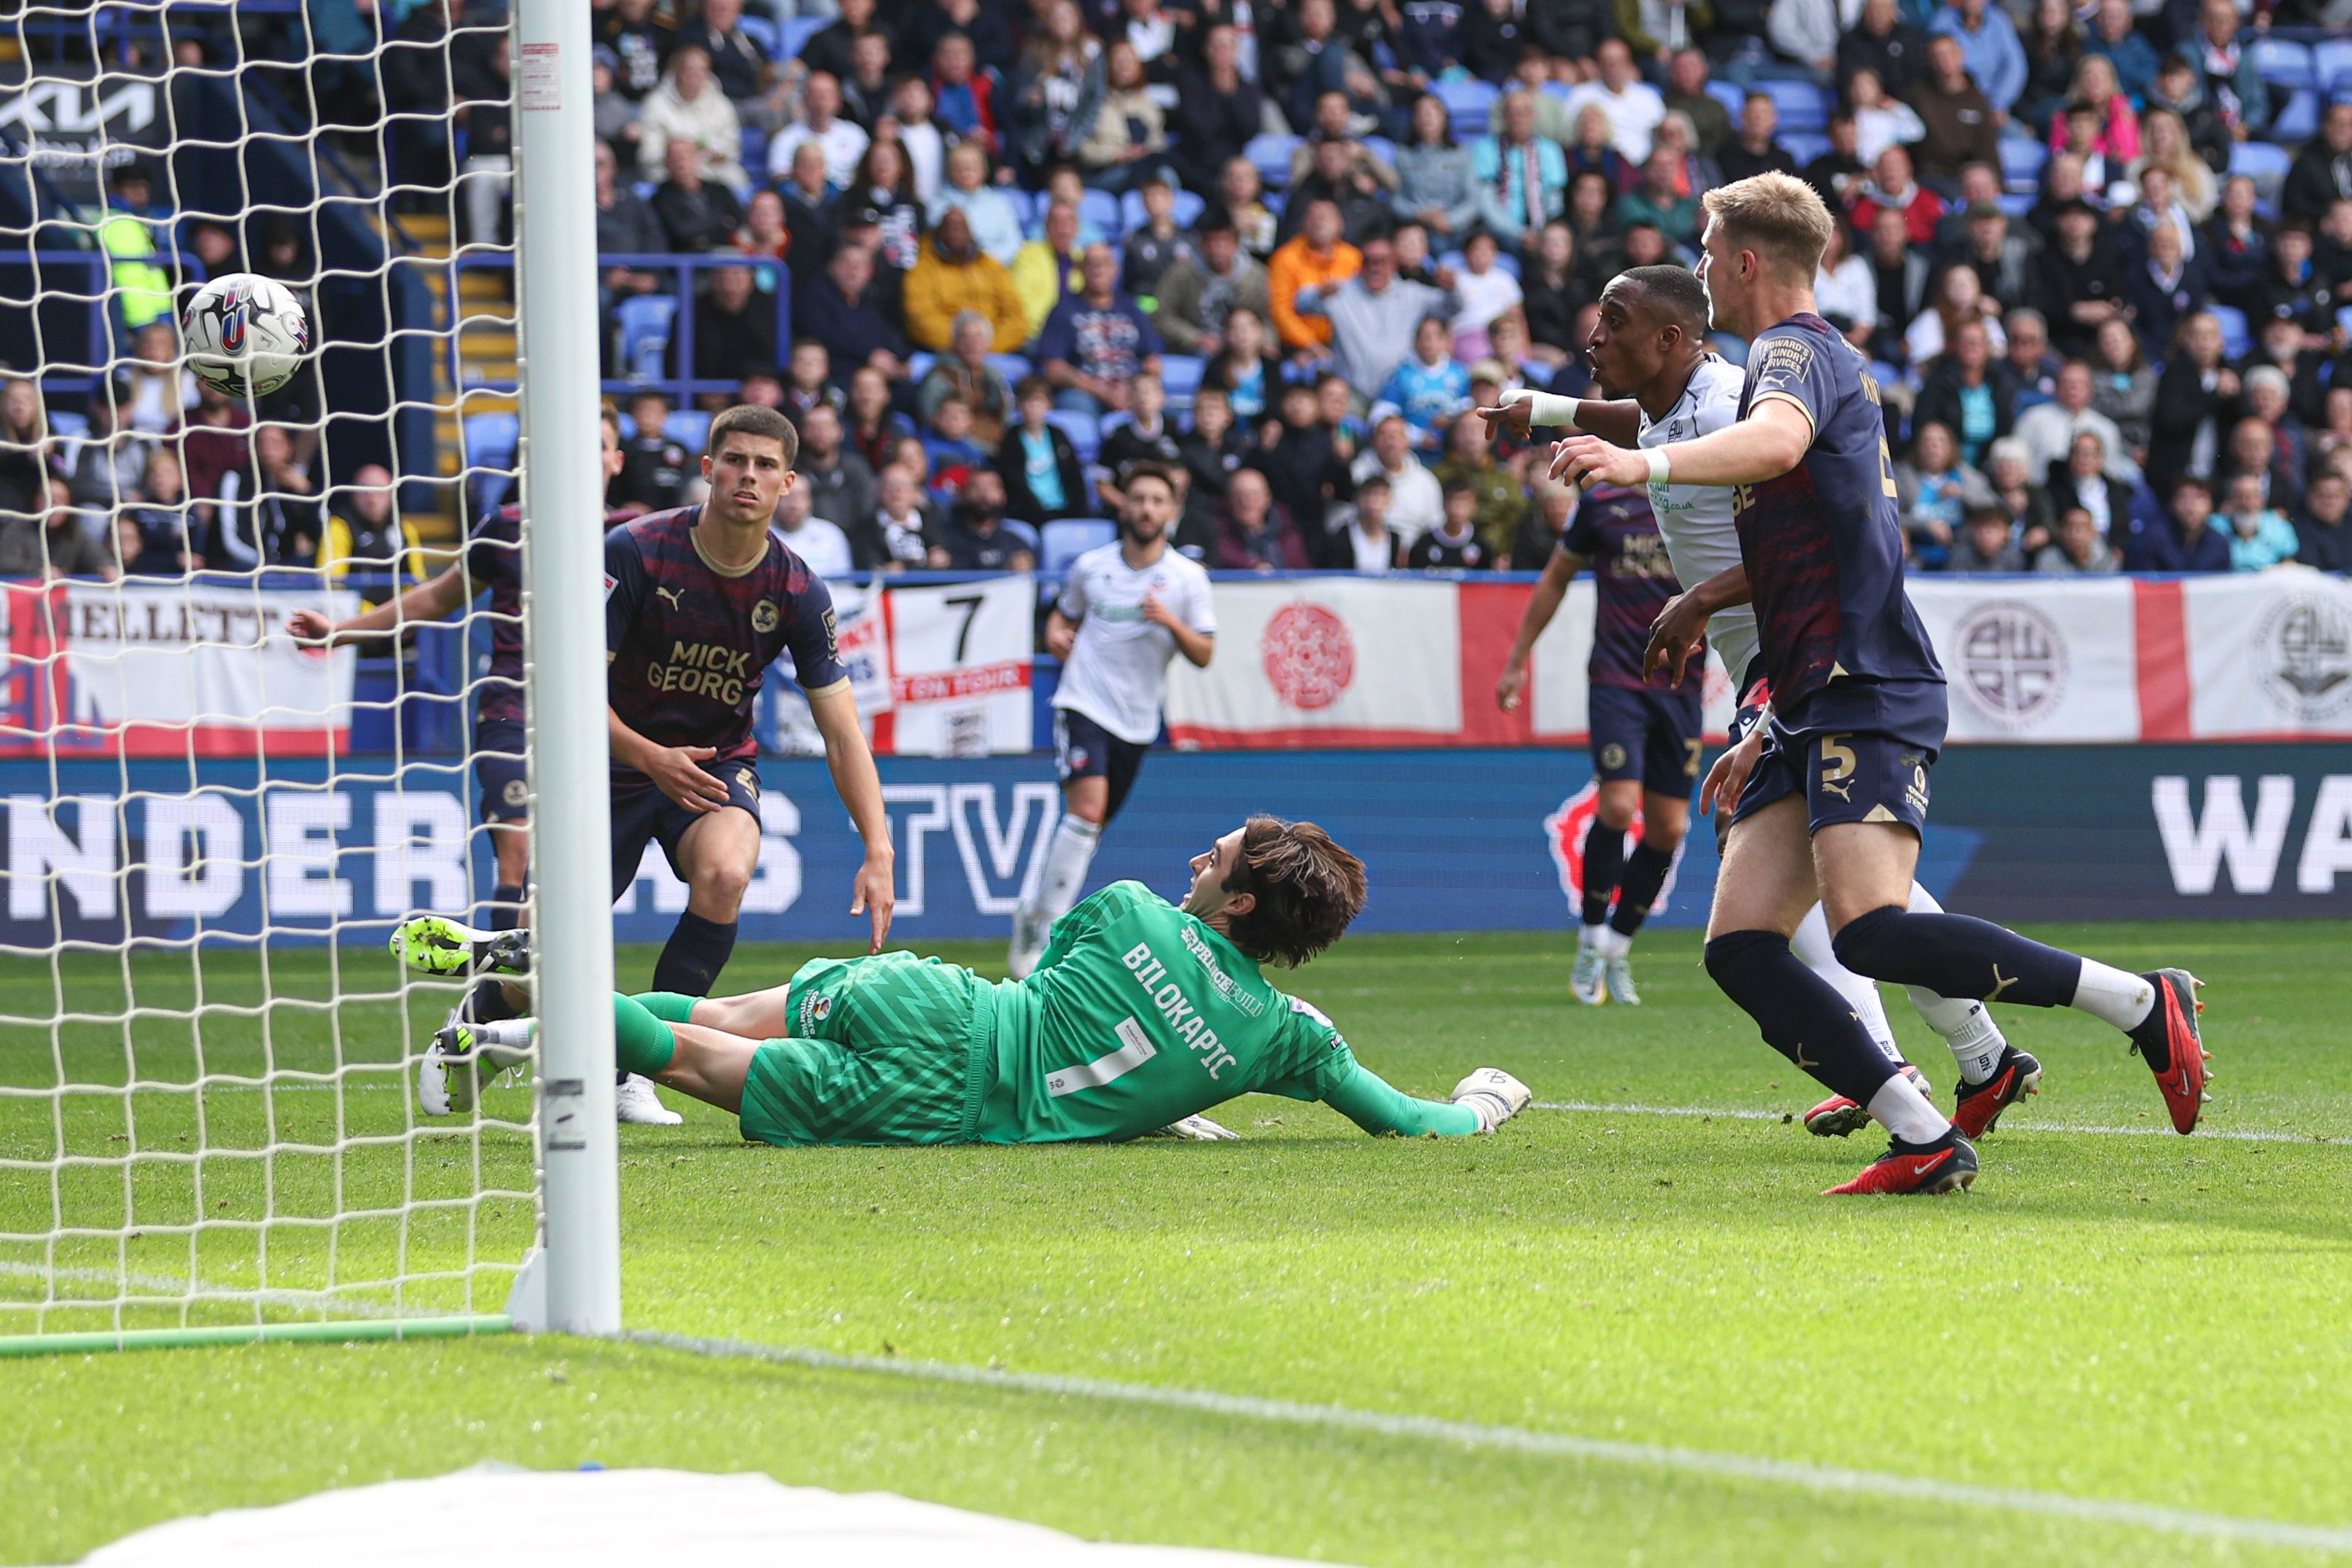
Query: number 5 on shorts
1045 1017 1156 1097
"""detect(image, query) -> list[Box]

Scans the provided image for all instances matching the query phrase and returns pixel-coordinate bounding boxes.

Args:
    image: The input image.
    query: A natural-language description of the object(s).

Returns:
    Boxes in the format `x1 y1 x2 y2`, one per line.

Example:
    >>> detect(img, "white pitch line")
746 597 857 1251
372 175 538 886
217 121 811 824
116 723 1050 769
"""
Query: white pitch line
623 1327 2352 1555
1533 1100 2340 1145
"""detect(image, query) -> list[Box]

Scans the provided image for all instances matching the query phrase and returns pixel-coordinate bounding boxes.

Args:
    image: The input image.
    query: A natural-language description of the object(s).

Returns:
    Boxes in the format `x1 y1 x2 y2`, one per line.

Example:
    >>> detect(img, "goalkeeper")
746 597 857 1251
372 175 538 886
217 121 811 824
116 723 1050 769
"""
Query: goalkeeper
406 816 1531 1144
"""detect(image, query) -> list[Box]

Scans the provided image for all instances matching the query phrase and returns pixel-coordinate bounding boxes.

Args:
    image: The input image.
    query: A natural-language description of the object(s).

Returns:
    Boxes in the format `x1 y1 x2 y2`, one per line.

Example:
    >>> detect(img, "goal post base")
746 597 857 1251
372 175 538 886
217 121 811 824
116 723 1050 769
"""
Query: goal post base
505 1245 548 1332
0 1314 513 1360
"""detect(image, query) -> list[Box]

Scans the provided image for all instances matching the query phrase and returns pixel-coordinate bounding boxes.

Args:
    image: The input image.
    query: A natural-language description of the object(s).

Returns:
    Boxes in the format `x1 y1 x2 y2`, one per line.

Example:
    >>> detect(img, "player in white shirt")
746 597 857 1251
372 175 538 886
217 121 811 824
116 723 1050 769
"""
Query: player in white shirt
1008 461 1217 978
1485 265 2020 1134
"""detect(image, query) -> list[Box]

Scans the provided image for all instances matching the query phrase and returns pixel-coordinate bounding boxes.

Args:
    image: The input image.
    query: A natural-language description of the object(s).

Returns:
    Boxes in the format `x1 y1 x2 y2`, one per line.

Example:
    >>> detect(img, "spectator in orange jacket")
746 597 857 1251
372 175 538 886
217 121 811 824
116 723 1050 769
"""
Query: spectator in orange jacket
903 208 1028 352
1266 198 1363 360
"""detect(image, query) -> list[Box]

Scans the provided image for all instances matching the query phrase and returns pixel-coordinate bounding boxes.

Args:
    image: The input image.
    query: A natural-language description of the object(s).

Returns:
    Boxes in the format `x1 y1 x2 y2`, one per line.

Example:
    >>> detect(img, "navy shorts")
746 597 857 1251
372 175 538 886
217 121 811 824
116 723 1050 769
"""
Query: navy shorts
1729 721 1936 838
1054 709 1148 823
1587 683 1704 792
475 717 529 824
609 756 763 902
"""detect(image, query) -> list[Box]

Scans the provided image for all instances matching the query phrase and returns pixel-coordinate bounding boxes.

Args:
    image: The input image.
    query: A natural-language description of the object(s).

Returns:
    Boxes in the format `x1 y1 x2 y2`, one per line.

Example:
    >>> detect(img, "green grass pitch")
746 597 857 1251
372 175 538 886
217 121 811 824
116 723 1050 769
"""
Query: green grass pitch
4 921 2349 1566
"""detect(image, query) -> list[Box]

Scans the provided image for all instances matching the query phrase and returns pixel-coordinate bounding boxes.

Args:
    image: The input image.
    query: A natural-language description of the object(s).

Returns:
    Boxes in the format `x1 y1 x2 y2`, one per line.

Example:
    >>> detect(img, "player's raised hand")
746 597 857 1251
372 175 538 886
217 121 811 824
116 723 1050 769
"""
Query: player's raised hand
852 851 895 953
1700 724 1767 817
1495 655 1530 711
643 744 731 812
285 609 334 645
1549 434 1649 491
1476 396 1533 440
1644 590 1712 685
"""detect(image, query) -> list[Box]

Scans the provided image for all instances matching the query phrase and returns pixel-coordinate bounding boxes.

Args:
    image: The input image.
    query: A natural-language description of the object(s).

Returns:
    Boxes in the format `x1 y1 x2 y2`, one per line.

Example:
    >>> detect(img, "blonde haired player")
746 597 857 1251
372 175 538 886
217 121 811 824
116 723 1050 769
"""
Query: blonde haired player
1546 174 2206 1194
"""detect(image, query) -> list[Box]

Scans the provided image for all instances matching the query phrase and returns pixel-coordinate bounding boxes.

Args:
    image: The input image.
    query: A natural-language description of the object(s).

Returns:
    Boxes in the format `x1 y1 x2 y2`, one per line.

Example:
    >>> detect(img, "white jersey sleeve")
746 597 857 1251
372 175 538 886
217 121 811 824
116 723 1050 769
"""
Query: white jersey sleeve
1638 355 1761 686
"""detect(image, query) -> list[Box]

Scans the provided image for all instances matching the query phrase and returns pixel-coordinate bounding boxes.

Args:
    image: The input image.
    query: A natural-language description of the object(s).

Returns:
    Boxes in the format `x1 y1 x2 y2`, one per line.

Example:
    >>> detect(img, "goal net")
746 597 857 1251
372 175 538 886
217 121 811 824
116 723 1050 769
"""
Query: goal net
0 0 576 1349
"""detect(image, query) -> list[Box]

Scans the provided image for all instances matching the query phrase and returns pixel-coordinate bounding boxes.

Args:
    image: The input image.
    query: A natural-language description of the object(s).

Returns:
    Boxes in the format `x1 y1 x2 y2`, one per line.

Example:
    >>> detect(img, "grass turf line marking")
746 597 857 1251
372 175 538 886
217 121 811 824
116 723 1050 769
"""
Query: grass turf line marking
1533 1100 2338 1144
625 1327 2352 1555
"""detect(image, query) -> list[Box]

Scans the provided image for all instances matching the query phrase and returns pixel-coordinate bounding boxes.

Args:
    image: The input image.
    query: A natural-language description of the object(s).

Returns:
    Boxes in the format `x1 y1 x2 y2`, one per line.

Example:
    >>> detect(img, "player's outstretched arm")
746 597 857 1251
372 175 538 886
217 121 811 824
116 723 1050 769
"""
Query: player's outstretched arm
284 565 470 647
809 684 897 953
1498 545 1586 711
1478 389 1643 448
1321 1060 1531 1136
1551 398 1812 491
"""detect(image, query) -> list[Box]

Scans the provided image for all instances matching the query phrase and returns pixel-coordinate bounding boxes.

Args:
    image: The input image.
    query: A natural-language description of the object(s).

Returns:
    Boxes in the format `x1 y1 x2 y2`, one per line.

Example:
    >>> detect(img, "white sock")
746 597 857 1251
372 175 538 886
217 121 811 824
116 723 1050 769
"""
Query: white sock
1792 902 1904 1065
2073 960 2156 1031
478 1019 534 1049
1592 924 1632 960
1868 1072 1952 1143
1578 921 1604 949
1024 814 1102 925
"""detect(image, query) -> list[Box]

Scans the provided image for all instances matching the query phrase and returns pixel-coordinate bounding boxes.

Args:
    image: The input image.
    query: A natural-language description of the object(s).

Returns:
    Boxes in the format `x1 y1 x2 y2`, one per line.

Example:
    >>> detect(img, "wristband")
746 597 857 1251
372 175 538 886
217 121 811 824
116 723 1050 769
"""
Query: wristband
1645 447 1671 486
1504 388 1581 432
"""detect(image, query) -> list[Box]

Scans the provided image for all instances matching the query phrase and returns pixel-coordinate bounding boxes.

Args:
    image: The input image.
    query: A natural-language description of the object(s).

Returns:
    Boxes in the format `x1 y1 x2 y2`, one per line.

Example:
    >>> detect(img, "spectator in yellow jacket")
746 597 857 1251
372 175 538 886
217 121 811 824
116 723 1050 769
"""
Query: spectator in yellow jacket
904 210 1029 353
1011 200 1086 344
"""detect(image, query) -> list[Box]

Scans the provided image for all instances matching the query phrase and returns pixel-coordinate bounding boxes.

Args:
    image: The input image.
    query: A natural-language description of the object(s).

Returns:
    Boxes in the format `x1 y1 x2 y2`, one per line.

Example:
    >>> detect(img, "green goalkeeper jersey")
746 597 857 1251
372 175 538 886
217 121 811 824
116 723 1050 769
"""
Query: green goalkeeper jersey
977 881 1366 1144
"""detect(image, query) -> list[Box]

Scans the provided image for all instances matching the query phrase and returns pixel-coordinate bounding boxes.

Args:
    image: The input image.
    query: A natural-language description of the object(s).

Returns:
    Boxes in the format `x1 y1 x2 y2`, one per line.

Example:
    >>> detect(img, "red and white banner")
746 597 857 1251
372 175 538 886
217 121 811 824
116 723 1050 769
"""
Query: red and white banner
871 575 1034 756
1162 572 2352 749
0 579 357 758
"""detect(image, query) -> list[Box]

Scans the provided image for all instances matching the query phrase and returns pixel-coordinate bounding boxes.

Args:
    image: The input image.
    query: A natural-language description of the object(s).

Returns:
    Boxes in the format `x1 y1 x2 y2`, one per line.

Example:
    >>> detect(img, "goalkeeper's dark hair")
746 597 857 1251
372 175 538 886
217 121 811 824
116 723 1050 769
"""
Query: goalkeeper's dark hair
1221 815 1367 968
1620 264 1710 338
709 403 798 467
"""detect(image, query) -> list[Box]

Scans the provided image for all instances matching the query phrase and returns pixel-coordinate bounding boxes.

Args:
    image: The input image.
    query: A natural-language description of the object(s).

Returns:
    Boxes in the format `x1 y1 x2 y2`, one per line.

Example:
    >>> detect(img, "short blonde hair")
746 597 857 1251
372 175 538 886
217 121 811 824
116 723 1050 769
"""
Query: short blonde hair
1701 171 1837 280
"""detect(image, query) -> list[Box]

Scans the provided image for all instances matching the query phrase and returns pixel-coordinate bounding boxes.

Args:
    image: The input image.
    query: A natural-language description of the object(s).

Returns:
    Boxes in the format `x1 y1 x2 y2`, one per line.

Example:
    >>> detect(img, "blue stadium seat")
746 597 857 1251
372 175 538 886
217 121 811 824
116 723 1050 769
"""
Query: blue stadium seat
1080 187 1124 239
1998 138 2047 191
1435 77 1498 136
779 15 828 61
1246 132 1301 187
2318 36 2352 90
740 125 768 178
1120 187 1206 233
1159 354 1204 404
1779 130 1829 165
631 180 658 202
2209 303 2252 358
1361 135 1398 168
1042 518 1118 573
1000 518 1042 556
2230 140 2294 198
1047 409 1102 461
1003 187 1039 233
2273 87 2320 143
2336 304 2352 342
47 410 88 441
615 295 678 379
1761 79 1829 133
2254 36 2315 88
464 412 521 519
1706 79 1747 118
738 14 779 60
665 409 712 456
908 351 936 382
1996 191 2035 217
987 352 1033 385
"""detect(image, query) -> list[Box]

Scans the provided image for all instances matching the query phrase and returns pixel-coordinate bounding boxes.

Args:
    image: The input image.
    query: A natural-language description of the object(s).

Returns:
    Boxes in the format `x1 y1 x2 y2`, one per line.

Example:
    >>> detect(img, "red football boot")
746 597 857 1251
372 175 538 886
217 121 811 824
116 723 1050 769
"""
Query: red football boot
2128 969 2208 1134
1952 1047 2043 1138
1824 1128 1979 1195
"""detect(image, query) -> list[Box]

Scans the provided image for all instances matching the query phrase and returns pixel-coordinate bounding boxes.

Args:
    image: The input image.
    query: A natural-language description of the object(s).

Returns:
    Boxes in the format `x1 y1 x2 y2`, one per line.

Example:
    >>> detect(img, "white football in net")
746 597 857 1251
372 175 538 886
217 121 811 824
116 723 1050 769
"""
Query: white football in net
181 270 310 397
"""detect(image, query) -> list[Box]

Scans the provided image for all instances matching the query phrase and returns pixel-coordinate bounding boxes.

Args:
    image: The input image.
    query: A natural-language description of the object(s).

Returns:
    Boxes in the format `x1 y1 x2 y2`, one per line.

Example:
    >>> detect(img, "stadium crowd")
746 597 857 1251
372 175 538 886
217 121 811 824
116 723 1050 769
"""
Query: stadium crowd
7 0 2352 578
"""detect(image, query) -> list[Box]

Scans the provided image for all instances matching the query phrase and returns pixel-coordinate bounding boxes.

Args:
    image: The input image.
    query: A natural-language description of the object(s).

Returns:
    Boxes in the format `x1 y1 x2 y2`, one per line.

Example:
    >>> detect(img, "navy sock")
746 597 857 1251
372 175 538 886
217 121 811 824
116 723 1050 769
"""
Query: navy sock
1580 817 1627 927
488 884 524 933
1832 905 2084 1008
653 910 737 999
1703 931 1902 1104
1608 843 1675 937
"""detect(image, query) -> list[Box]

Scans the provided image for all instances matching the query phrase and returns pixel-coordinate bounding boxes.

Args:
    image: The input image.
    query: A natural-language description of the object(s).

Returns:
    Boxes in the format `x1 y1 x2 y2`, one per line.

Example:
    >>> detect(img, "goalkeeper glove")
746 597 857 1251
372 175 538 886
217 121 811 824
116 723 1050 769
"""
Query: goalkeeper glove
1151 1114 1240 1141
1451 1069 1532 1134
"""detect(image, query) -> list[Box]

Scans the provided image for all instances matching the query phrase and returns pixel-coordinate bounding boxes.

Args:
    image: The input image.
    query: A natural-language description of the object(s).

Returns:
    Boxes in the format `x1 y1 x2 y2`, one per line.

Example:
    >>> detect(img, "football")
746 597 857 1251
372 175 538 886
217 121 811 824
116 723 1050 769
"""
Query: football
181 271 309 397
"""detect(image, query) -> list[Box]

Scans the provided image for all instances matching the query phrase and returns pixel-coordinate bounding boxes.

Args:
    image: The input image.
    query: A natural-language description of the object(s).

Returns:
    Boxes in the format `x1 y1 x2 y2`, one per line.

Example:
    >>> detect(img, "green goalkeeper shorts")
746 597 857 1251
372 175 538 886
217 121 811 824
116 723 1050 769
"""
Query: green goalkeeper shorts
736 953 998 1148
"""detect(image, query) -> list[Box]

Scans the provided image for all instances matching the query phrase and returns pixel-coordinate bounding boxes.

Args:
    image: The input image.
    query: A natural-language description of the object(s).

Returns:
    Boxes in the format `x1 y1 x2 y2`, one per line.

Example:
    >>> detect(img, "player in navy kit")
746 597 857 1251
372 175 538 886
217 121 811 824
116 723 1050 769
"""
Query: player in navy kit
1551 173 2208 1195
1496 480 1698 1008
604 404 896 1027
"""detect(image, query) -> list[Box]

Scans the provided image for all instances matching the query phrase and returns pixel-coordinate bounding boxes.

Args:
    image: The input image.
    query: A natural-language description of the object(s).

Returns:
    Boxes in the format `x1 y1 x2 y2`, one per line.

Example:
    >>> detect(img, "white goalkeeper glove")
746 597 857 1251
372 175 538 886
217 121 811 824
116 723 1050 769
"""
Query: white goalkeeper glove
1151 1114 1240 1141
1451 1069 1533 1134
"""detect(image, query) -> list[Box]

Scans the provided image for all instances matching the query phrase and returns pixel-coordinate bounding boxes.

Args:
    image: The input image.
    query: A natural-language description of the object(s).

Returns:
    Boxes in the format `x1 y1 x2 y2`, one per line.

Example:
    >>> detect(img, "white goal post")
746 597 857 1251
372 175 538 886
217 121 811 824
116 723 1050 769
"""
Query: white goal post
0 0 618 1352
